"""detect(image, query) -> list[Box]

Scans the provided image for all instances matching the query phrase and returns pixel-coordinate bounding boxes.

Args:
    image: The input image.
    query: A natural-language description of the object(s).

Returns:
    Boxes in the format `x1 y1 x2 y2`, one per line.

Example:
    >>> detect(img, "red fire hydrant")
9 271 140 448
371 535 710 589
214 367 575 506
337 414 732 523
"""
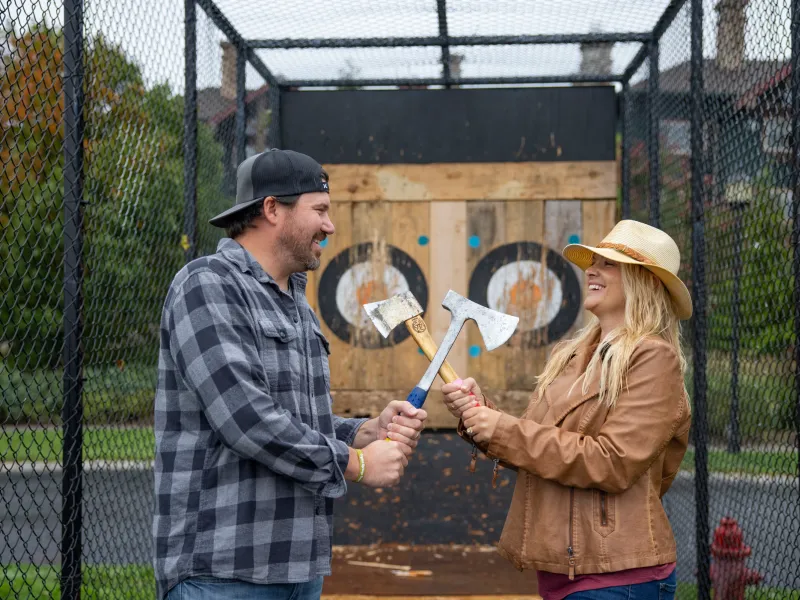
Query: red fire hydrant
709 516 763 600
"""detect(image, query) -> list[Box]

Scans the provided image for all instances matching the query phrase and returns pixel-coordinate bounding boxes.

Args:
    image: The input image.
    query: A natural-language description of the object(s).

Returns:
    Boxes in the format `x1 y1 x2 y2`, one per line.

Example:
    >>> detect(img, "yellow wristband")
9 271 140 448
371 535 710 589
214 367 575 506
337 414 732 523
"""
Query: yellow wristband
355 449 366 483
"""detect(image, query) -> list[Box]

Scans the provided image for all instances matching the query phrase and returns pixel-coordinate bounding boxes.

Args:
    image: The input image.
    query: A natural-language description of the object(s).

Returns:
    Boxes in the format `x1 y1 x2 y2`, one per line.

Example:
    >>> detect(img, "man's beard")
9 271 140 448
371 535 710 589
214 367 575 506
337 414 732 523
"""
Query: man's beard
280 228 323 272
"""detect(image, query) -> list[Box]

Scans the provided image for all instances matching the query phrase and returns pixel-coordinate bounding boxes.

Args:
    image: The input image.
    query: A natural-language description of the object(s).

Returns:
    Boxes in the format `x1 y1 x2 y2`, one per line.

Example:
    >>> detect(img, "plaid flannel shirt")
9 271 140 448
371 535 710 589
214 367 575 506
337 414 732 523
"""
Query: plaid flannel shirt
153 238 367 599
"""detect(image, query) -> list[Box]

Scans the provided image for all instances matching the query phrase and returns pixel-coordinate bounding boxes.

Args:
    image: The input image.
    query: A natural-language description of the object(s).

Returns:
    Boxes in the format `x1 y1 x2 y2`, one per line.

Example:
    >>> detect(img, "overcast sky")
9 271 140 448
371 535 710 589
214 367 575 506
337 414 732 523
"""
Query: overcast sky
2 0 791 94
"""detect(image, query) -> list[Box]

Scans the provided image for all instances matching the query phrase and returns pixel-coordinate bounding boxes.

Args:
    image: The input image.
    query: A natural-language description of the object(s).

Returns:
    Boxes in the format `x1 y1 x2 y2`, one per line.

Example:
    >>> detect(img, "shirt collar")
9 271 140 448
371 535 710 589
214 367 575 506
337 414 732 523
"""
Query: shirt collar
216 238 308 294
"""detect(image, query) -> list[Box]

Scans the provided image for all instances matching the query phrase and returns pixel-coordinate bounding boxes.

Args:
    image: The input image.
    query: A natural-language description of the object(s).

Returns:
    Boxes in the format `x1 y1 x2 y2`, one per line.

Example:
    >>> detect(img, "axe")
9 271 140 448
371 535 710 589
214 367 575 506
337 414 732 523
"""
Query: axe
364 290 519 409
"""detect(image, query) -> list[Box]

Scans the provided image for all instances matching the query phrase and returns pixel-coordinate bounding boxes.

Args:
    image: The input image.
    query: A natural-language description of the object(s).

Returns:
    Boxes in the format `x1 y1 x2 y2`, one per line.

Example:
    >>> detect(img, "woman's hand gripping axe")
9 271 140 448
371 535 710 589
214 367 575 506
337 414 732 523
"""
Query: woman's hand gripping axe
363 290 519 409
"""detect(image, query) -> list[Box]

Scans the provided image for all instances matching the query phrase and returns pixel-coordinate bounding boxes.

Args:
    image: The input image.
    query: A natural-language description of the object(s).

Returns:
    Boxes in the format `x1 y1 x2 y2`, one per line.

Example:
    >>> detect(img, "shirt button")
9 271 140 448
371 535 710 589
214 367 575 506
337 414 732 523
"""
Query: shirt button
293 316 299 323
315 506 323 516
279 329 286 338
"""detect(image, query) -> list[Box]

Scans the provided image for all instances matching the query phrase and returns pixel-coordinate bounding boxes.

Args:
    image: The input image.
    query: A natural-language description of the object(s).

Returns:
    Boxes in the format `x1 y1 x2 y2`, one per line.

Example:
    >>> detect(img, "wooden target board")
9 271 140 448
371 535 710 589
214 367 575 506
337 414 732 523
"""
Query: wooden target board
286 87 618 428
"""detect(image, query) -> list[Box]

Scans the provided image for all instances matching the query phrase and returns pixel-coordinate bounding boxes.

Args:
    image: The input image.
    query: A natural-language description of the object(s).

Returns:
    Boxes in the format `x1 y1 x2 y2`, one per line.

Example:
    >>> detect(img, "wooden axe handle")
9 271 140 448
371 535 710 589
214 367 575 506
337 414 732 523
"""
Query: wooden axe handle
405 315 459 384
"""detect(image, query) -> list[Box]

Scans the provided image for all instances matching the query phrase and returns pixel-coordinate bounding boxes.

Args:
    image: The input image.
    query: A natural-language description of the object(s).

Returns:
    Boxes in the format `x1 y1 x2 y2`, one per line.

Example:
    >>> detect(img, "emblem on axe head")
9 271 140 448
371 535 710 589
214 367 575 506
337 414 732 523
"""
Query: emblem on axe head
363 290 519 408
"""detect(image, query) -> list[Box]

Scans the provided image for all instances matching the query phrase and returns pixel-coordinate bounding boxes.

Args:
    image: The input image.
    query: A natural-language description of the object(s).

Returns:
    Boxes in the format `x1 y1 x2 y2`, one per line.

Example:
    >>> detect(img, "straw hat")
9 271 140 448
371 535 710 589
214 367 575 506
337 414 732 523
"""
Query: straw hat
562 220 692 320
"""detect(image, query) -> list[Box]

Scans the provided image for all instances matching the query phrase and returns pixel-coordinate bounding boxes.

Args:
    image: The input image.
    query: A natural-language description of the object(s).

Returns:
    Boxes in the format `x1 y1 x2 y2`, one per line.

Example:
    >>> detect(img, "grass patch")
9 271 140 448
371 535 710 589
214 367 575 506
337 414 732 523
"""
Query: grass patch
677 581 800 599
0 427 155 463
1 564 155 599
1 428 797 476
0 363 156 426
680 448 798 477
686 353 795 447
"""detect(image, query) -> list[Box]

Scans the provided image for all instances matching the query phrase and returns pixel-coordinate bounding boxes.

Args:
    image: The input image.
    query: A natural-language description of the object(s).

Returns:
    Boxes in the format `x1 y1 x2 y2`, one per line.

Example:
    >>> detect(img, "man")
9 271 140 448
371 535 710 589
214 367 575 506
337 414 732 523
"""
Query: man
153 149 427 600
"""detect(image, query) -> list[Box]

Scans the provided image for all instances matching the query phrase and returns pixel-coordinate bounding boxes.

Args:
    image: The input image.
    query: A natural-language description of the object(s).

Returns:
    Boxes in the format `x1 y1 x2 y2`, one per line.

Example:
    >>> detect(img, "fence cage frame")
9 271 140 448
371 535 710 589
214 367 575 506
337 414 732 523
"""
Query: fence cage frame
3 0 798 599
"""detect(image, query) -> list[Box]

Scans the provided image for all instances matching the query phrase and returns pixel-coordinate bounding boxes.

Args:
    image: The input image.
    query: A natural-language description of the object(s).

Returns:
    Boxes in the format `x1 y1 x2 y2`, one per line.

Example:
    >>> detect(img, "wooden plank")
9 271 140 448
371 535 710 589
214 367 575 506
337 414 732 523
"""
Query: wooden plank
502 200 547 391
389 202 431 392
544 200 584 335
581 199 617 248
466 201 507 392
325 162 616 203
581 199 618 327
306 264 319 313
319 202 355 391
428 201 468 416
349 201 394 391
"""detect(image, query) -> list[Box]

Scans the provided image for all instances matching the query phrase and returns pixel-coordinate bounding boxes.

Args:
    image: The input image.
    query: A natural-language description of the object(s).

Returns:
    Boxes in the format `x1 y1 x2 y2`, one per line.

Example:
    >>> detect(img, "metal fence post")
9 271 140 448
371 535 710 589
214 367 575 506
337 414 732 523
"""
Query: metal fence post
621 81 631 219
236 41 247 165
436 0 452 87
268 84 282 149
729 202 744 454
792 0 800 517
61 1 85 598
690 0 710 597
648 38 660 228
184 0 198 263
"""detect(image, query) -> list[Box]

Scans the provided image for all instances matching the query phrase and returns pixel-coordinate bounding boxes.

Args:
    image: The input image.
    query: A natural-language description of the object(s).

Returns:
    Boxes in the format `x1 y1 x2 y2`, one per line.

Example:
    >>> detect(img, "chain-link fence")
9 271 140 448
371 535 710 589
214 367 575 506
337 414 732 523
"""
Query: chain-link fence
2 0 799 599
623 1 800 598
1 0 235 597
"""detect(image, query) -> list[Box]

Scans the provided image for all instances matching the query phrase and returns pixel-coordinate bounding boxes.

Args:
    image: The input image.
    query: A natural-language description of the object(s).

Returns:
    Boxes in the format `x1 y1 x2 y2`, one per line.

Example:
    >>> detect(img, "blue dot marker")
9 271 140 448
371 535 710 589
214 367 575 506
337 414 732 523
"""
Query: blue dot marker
568 234 580 244
469 345 481 358
320 239 328 248
418 235 429 246
468 235 481 249
418 348 425 355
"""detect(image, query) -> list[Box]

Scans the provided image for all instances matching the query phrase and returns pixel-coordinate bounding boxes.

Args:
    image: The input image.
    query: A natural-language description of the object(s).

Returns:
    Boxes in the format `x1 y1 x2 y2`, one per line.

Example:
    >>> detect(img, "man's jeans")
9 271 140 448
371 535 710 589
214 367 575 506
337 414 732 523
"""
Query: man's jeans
166 576 324 600
564 570 677 599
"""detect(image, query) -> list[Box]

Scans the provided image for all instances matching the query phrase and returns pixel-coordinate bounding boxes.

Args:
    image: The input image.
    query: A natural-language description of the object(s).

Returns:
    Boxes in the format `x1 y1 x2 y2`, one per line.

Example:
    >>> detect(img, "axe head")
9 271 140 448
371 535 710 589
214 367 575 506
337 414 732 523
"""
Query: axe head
362 290 424 338
442 290 519 351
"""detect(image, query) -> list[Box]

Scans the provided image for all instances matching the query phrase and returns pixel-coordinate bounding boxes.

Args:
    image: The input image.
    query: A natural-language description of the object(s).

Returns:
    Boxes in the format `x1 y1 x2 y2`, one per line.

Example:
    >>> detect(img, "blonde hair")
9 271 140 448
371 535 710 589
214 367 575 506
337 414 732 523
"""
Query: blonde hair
535 263 687 408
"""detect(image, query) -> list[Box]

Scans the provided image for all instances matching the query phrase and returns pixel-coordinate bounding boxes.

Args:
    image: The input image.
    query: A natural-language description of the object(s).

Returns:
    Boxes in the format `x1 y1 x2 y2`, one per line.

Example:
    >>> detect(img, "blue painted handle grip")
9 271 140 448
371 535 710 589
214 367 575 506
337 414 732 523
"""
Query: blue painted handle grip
406 386 429 409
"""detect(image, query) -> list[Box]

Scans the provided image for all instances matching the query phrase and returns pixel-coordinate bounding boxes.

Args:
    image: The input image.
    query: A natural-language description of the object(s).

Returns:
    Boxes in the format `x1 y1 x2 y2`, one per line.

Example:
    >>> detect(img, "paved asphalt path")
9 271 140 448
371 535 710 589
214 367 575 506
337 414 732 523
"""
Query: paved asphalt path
2 464 797 590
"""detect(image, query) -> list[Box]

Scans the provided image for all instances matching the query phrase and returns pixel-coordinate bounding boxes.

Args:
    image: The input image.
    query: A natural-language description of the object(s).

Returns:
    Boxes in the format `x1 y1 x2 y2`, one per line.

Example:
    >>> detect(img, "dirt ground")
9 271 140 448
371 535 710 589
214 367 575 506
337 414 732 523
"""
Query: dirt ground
321 544 541 599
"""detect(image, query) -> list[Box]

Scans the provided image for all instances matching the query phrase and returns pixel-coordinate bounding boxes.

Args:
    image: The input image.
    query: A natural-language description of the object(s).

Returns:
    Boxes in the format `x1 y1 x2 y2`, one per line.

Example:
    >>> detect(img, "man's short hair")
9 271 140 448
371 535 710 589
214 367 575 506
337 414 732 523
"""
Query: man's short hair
225 195 300 239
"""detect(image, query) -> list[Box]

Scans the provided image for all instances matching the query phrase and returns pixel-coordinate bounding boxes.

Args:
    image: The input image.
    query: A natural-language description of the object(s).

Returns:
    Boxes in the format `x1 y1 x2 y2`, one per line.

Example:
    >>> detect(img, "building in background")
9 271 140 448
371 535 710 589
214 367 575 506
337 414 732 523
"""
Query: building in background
197 42 271 196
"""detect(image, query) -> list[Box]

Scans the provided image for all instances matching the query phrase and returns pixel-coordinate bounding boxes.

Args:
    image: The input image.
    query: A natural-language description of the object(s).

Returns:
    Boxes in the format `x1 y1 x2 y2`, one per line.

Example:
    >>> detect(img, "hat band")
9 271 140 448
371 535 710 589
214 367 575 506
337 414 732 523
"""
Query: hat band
596 242 656 266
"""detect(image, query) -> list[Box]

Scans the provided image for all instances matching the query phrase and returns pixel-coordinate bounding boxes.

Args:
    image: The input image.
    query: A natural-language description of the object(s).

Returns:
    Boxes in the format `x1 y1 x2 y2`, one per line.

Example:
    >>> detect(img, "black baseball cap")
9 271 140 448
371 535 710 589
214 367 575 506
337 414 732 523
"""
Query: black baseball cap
209 148 330 227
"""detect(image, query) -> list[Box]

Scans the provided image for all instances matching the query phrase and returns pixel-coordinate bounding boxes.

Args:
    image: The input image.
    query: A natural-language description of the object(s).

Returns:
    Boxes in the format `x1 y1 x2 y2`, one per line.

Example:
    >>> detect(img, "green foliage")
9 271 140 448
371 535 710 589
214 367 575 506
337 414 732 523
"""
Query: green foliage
0 25 226 422
705 172 794 355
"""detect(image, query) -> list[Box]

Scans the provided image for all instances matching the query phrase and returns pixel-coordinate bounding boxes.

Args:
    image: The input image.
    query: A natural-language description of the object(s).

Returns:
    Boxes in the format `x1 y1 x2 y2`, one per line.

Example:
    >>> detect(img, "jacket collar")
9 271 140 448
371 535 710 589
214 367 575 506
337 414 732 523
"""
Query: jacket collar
549 331 604 426
216 238 308 294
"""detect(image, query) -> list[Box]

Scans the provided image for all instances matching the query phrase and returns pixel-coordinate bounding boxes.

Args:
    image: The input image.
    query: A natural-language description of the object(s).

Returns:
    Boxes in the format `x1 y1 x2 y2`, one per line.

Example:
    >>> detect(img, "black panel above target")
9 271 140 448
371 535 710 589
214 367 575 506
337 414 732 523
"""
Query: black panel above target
281 86 616 164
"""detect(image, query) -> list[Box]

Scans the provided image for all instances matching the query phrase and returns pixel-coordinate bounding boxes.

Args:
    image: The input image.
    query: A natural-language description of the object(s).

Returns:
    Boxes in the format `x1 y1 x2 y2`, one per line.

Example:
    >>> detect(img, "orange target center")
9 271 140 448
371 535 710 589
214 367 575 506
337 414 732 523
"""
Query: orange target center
503 276 544 330
356 279 387 307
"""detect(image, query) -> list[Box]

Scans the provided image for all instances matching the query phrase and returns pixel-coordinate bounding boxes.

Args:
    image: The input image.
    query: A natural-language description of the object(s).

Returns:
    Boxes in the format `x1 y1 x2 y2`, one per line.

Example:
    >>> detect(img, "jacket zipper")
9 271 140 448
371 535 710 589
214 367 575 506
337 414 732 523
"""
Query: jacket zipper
567 487 575 580
600 491 607 526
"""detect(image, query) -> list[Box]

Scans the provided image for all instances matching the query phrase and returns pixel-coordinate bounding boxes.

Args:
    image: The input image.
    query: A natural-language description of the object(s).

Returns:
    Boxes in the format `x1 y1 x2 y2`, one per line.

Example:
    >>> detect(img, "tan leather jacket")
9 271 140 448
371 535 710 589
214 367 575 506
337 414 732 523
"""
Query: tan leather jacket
459 335 691 578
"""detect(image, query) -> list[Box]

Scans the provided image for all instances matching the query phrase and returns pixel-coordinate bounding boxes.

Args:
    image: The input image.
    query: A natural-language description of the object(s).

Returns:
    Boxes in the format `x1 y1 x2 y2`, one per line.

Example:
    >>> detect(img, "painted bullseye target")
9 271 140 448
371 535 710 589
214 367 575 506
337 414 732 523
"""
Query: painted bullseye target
318 243 428 348
468 242 581 347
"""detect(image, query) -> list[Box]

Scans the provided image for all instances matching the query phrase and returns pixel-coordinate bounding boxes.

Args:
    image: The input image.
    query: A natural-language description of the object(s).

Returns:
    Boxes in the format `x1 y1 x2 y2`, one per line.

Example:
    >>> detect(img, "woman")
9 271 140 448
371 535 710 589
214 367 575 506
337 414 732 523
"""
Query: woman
442 220 691 600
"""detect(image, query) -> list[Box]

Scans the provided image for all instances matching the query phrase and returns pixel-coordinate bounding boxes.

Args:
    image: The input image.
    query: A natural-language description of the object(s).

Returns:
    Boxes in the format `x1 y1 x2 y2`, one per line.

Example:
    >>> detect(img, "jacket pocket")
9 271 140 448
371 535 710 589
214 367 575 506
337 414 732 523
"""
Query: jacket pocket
592 489 616 537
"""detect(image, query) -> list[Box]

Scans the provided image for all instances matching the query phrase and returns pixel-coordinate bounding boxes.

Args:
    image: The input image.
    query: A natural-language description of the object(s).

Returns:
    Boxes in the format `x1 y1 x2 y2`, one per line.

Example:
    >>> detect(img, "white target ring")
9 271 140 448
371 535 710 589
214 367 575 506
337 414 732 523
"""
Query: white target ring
335 263 411 329
318 243 429 347
486 261 563 332
469 242 581 348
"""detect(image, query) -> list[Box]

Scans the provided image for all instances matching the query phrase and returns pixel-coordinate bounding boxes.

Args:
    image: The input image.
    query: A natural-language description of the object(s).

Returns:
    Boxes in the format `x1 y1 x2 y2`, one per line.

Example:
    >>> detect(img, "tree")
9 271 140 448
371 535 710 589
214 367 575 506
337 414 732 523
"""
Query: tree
0 26 226 374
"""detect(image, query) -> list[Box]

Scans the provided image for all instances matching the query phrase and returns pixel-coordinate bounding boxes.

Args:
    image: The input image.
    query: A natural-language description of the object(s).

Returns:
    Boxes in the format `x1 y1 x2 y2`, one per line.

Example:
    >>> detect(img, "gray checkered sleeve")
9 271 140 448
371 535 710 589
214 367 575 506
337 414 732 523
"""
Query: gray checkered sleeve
170 271 350 496
332 415 367 446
